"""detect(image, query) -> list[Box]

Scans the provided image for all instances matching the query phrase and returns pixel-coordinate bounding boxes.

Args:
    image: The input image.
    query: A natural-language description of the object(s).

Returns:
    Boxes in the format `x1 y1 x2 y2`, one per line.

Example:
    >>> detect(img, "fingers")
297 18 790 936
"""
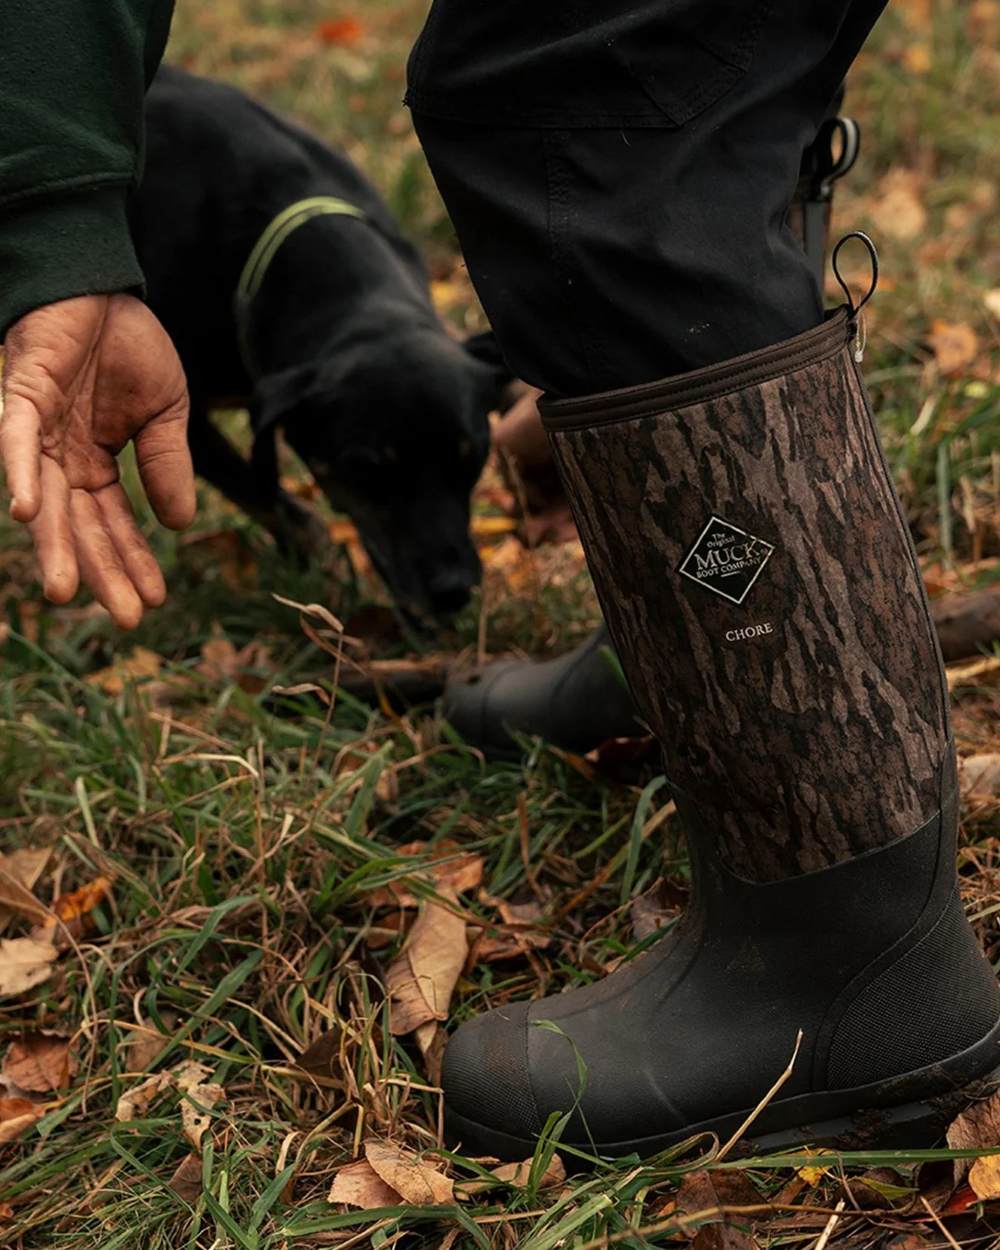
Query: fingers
0 393 42 521
134 401 197 531
95 483 167 608
70 490 145 630
28 459 78 604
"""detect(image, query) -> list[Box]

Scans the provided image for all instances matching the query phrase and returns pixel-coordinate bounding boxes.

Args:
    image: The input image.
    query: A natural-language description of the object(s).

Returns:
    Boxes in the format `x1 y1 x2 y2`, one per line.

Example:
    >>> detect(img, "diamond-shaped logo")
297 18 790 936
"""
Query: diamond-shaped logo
677 516 774 606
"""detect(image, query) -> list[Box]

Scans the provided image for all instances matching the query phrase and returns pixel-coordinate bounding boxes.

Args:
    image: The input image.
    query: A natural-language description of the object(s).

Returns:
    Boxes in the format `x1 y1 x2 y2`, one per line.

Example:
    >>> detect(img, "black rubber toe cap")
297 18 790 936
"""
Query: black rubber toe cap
442 1001 542 1145
442 662 524 758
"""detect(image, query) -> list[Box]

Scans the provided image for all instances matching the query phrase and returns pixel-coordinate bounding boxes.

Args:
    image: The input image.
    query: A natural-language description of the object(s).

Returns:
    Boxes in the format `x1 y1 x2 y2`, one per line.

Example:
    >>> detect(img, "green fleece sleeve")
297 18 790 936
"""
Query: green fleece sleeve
0 0 174 337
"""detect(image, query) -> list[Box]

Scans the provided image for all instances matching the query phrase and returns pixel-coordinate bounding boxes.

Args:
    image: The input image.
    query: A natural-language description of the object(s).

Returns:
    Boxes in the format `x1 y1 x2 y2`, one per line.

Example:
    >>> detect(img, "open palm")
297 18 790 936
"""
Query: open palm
1 294 196 628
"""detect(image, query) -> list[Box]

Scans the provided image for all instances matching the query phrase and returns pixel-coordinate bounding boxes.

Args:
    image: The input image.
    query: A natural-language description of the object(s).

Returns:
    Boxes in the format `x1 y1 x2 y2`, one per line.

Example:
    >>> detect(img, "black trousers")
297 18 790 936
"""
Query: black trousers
407 1 886 397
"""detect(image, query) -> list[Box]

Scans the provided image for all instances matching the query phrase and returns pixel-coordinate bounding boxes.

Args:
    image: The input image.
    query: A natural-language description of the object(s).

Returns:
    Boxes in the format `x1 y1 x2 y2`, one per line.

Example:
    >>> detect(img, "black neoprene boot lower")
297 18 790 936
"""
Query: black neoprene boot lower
441 296 1000 1160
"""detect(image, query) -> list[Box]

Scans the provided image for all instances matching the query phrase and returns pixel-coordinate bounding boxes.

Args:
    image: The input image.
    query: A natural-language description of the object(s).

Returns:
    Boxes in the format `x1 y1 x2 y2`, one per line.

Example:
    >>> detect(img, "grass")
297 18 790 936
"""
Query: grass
2 0 1000 1246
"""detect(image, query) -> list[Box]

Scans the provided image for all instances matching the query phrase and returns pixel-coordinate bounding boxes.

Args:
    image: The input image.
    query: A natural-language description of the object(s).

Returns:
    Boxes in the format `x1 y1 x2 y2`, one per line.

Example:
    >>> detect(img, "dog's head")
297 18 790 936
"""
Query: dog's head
254 329 509 625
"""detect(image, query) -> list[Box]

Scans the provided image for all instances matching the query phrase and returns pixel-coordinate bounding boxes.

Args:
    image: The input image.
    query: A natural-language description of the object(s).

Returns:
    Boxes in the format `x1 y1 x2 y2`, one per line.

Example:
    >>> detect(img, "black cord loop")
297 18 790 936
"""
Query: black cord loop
831 230 879 315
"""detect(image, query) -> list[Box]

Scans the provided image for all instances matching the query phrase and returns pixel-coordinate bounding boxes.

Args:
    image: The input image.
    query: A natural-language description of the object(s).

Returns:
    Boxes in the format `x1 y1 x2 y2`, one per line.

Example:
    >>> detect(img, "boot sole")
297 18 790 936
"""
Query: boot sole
445 1022 1000 1162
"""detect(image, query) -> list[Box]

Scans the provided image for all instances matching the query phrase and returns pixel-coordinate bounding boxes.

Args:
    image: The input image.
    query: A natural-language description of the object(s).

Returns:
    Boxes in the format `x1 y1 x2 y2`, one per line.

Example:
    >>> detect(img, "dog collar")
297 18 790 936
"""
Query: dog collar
234 195 367 374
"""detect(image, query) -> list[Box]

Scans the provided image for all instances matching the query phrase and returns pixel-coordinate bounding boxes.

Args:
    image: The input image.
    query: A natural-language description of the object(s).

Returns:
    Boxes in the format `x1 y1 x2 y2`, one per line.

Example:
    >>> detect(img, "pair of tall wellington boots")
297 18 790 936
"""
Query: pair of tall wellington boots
439 232 1000 1158
445 113 860 758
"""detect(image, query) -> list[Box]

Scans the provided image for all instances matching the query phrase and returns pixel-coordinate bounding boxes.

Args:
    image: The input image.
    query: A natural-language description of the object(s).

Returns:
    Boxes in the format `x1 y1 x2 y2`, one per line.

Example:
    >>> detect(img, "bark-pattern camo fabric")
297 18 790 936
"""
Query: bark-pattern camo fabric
548 345 948 882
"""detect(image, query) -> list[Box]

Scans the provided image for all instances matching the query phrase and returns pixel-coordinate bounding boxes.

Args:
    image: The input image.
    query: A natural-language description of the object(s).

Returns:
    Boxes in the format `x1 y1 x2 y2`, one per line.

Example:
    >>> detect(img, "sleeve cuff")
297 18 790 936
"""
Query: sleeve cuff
0 184 145 339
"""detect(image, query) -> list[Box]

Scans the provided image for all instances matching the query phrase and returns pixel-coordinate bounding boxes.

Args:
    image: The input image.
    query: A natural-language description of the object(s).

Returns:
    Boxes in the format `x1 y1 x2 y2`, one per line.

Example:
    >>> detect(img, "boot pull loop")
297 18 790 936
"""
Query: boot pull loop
832 231 879 362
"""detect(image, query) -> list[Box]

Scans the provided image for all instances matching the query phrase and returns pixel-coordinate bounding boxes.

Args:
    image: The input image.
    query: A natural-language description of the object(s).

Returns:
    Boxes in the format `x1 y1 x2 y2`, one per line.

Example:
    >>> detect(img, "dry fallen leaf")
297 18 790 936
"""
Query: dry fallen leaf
369 841 484 909
32 876 113 950
459 1153 566 1197
52 877 112 925
871 169 927 242
675 1167 760 1250
115 1071 174 1123
169 1152 204 1204
85 646 163 695
126 1014 177 1073
315 15 365 45
196 634 273 693
0 848 52 933
959 754 1000 800
386 889 467 1036
0 1096 44 1144
475 895 551 962
364 1140 454 1206
0 870 50 927
2 1033 76 1093
0 937 58 997
176 1061 224 1151
328 1158 403 1209
984 289 1000 320
947 1088 1000 1197
928 320 980 377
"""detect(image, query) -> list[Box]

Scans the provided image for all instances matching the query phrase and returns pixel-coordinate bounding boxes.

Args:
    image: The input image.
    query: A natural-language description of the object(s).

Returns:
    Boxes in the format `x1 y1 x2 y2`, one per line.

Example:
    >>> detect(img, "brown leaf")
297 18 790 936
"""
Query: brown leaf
0 848 52 933
386 890 467 1036
33 876 112 949
456 1153 566 1199
2 1033 76 1093
490 1154 565 1190
0 869 49 926
328 1158 403 1209
369 842 484 909
884 1236 933 1250
959 754 1000 800
0 1096 44 1144
0 937 58 997
85 646 162 694
196 634 274 693
928 320 980 377
675 1169 759 1248
947 1088 1000 1197
297 1030 342 1079
364 1140 454 1206
474 895 551 962
315 16 365 45
176 1060 224 1152
169 1152 204 1204
126 1014 177 1073
871 169 927 242
115 1071 173 1122
940 1183 979 1216
630 888 677 942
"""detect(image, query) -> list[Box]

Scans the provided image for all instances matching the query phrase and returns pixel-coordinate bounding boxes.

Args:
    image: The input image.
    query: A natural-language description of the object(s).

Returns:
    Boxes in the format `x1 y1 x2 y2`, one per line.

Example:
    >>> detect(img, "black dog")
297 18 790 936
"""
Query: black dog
131 66 507 623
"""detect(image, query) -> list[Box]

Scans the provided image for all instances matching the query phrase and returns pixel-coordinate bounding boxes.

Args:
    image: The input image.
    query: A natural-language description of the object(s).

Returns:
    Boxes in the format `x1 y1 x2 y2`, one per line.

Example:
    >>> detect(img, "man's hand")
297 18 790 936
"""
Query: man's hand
0 294 196 628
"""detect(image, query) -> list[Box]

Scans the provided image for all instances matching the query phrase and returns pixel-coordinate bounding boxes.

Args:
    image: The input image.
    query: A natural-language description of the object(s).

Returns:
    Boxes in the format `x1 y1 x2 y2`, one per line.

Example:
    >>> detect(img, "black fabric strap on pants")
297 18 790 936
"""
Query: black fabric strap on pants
407 0 887 397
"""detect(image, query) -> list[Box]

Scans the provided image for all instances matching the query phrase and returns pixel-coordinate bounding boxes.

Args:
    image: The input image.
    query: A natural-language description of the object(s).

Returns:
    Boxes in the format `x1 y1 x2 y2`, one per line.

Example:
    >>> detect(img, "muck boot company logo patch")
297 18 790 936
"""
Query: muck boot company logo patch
678 516 774 605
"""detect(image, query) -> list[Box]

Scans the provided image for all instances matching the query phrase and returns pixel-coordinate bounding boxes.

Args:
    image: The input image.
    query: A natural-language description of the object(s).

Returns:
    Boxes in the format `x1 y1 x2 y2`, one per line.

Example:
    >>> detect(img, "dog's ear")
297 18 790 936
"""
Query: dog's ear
251 362 324 438
249 363 330 501
462 330 518 411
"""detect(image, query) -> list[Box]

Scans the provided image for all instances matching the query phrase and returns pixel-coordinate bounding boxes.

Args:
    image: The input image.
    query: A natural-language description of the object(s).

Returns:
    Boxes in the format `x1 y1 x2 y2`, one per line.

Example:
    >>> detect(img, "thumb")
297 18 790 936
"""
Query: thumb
0 390 42 522
134 397 197 531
